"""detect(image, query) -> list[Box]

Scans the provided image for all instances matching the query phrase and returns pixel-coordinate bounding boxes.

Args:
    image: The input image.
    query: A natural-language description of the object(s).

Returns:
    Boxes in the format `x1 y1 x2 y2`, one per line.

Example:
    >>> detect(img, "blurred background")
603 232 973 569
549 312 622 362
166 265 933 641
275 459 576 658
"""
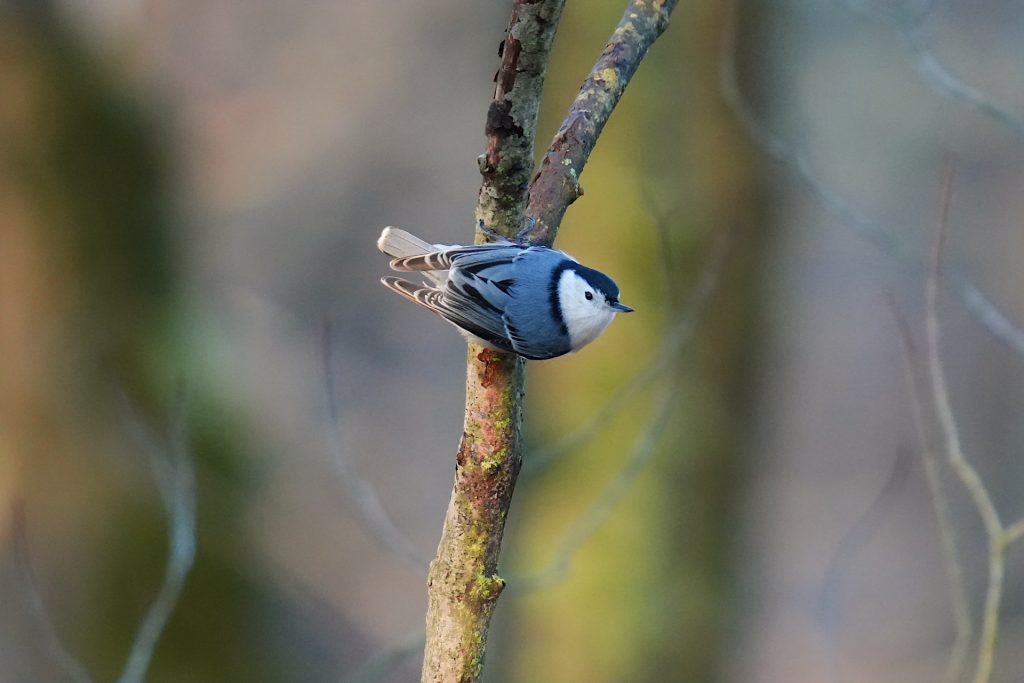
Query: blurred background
3 0 1024 681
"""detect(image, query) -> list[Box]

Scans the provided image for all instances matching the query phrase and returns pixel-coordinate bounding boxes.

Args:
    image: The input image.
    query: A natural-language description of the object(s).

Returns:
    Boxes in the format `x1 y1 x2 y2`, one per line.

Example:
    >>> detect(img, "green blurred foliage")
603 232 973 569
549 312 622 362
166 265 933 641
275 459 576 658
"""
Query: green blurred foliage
1 6 284 681
495 2 769 682
1 2 770 680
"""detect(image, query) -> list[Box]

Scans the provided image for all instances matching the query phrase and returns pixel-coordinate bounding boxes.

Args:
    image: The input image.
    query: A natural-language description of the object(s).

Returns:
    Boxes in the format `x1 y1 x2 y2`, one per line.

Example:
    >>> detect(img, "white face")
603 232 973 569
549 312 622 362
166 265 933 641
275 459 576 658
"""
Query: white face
557 269 620 351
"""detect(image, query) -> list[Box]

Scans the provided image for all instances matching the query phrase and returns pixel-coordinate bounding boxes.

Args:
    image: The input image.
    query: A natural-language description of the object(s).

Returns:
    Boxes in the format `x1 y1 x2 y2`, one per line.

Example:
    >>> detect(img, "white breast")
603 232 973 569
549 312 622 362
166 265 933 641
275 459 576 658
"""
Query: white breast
557 269 616 351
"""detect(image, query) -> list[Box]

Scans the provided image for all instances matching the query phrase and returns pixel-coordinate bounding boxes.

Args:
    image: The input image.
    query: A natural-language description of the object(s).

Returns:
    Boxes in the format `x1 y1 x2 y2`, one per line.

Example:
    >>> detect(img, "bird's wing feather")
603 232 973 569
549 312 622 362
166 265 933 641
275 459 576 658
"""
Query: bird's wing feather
380 276 514 352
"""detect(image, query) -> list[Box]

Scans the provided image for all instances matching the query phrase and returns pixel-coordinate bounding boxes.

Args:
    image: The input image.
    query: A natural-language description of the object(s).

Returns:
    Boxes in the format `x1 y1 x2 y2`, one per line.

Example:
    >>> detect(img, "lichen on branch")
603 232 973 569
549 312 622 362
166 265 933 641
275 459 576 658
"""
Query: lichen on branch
526 0 679 245
476 0 567 240
420 2 680 681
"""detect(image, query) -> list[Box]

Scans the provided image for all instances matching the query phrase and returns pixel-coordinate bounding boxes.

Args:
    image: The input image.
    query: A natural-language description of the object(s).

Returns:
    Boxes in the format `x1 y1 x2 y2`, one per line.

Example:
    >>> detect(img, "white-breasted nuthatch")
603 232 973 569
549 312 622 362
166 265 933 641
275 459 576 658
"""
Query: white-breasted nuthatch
377 227 633 360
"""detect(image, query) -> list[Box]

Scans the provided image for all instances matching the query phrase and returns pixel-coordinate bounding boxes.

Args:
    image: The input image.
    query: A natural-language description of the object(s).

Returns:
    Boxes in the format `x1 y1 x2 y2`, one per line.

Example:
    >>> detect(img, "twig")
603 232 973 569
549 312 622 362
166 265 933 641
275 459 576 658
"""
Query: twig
721 0 903 259
925 162 1007 683
115 387 197 683
10 503 95 683
960 284 1024 359
341 631 426 683
904 27 1024 138
421 2 563 680
422 1 680 680
722 0 1024 362
890 297 972 683
524 0 681 245
814 451 911 683
840 0 1024 140
321 321 427 570
1004 519 1024 546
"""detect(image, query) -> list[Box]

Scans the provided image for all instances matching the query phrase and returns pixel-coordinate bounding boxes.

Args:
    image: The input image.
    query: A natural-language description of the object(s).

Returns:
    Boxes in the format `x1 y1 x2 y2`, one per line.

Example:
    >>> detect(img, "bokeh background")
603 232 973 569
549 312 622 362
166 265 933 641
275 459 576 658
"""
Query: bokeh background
3 0 1024 681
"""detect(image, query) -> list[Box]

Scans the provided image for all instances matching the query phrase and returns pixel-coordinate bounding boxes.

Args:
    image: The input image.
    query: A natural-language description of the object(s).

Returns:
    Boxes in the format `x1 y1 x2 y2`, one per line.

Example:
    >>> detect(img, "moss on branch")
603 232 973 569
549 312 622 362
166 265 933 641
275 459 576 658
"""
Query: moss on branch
420 1 679 681
525 0 680 245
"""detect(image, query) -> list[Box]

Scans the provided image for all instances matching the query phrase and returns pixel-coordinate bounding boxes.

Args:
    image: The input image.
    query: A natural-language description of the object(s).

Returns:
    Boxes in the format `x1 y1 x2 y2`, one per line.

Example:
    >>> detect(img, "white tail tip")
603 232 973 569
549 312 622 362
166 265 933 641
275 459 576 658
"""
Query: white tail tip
377 226 433 258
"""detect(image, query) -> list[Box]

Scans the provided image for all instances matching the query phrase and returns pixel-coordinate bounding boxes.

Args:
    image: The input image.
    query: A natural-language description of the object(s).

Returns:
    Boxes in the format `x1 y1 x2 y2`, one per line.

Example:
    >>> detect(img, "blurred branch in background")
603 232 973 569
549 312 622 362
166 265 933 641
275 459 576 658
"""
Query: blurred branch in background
12 391 196 683
814 451 912 683
113 389 196 683
321 320 428 571
422 1 679 681
872 164 1024 683
11 505 95 683
840 0 1024 139
923 166 1024 683
723 0 1024 362
720 2 901 256
892 296 972 683
0 4 285 676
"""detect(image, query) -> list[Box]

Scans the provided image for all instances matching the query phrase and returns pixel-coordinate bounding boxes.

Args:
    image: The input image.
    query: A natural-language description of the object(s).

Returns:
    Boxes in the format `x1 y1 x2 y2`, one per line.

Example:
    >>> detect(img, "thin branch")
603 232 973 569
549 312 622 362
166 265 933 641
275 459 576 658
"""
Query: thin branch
890 297 972 683
115 388 197 683
1003 519 1024 546
903 27 1024 139
924 163 1005 683
524 0 680 245
321 321 427 570
814 451 911 683
840 0 1024 139
721 0 903 259
11 503 95 683
722 0 1024 362
960 284 1024 359
421 2 564 681
341 631 426 683
422 2 681 680
925 164 1002 539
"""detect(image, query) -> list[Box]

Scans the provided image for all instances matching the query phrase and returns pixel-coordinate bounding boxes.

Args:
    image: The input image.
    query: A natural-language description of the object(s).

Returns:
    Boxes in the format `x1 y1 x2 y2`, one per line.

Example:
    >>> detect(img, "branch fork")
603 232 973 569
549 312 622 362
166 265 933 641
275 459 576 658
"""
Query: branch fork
421 2 679 681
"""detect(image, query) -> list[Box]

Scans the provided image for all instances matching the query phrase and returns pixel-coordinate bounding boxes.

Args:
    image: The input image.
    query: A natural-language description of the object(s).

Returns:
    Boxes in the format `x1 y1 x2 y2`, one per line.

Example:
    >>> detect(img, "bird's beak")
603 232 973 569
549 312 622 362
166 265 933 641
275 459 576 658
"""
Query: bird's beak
610 301 634 313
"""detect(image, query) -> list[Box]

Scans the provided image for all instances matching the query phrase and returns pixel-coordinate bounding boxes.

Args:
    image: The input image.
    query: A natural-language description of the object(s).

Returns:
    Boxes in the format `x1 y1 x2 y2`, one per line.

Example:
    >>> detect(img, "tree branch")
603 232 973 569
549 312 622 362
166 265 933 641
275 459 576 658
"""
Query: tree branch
421 3 562 682
924 163 1006 683
525 0 680 245
420 2 679 681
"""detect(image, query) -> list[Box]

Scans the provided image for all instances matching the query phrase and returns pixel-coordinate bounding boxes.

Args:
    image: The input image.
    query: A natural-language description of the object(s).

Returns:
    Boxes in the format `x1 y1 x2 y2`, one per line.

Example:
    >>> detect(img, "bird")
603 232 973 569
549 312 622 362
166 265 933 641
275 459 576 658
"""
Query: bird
377 226 633 360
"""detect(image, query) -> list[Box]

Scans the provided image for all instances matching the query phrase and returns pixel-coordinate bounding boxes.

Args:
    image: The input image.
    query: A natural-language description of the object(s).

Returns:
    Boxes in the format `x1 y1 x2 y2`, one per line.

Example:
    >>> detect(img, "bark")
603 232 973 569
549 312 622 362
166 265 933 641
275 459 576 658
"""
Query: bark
526 0 680 246
422 3 564 680
420 2 680 681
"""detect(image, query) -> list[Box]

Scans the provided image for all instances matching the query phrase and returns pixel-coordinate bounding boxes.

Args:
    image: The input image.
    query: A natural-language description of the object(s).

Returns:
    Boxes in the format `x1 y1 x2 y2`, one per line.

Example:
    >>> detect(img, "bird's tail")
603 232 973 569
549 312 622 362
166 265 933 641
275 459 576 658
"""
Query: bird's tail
377 227 433 259
377 227 447 286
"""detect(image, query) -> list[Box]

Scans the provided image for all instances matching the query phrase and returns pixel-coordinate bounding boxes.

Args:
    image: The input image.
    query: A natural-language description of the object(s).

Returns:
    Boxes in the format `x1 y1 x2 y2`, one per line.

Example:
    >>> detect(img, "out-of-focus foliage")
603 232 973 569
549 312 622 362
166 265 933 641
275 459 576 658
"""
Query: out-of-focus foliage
0 5 294 681
3 1 1024 682
495 3 765 682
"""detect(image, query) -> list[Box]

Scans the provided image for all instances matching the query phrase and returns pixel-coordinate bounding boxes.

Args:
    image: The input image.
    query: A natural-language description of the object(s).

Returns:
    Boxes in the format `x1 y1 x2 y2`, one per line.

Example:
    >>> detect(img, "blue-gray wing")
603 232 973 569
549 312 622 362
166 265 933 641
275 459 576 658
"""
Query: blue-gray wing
389 243 524 274
439 266 515 348
383 244 526 352
381 276 514 351
384 243 573 359
501 248 574 360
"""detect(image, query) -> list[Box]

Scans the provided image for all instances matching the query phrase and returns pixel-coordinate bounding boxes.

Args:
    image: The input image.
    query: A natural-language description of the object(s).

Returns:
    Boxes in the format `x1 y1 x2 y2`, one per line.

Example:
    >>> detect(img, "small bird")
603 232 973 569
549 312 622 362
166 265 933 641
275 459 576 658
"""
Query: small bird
377 227 633 360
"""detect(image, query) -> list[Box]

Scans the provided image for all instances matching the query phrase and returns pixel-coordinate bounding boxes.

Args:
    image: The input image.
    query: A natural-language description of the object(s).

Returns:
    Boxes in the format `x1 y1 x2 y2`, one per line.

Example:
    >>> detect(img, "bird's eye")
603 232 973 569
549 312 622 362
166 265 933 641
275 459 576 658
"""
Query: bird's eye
585 291 594 301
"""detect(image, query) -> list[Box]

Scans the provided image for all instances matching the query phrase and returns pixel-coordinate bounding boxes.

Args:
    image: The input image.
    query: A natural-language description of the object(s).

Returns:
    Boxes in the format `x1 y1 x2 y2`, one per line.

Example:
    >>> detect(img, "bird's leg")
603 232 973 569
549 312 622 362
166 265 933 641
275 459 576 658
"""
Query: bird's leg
477 220 519 244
